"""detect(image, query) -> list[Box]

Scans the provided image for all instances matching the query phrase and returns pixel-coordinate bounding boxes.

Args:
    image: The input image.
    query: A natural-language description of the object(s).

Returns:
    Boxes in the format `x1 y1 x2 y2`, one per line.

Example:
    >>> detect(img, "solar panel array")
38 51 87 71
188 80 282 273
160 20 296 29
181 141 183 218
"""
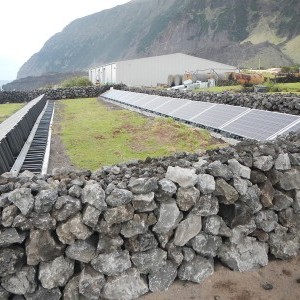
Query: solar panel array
101 89 300 141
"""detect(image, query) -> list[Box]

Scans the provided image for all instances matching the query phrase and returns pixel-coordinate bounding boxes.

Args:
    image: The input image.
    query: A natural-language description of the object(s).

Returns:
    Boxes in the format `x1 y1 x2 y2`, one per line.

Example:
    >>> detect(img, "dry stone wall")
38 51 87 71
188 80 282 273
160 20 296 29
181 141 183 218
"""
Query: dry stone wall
0 131 300 299
122 86 300 116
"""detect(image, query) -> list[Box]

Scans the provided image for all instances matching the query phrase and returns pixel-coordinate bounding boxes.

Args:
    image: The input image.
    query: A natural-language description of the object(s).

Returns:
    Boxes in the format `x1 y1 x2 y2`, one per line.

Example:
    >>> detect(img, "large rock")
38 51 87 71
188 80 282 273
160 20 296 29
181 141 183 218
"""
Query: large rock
8 188 34 216
128 178 158 194
232 176 248 196
218 237 268 272
102 268 149 300
269 225 300 259
0 246 25 277
39 256 74 289
104 204 134 224
81 182 107 211
91 250 131 276
132 193 157 212
56 213 93 244
156 178 177 201
97 234 124 253
260 179 275 208
274 153 291 171
197 174 215 194
215 178 238 205
120 214 150 238
34 189 58 213
26 230 65 265
63 275 81 300
206 161 233 180
52 195 82 221
1 204 18 227
174 213 202 246
148 261 178 292
125 232 158 253
255 210 278 232
178 256 214 283
191 233 222 258
272 190 293 211
65 236 97 263
279 169 300 191
0 228 26 247
79 266 105 300
106 188 133 207
82 204 101 228
153 200 182 234
240 185 262 213
1 266 36 295
131 248 167 274
253 155 274 171
24 286 61 300
176 187 200 211
228 159 251 179
192 194 219 216
165 166 197 188
204 215 232 237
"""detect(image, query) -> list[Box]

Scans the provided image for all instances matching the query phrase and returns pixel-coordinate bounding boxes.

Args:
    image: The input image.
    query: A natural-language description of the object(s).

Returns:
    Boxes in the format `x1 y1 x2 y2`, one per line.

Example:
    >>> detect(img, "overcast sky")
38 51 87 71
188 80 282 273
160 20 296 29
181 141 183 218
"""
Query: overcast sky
0 0 131 80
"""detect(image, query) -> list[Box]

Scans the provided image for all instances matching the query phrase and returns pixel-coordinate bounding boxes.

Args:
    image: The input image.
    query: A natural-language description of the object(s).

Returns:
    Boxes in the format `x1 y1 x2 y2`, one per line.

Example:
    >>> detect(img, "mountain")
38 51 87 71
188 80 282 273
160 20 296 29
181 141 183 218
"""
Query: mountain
17 0 300 79
0 80 11 90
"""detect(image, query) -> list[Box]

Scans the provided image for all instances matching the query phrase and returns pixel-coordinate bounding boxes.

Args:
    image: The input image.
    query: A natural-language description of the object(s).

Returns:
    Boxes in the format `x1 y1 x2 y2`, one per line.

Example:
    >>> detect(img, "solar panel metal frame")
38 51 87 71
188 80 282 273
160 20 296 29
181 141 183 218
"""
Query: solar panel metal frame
155 98 190 115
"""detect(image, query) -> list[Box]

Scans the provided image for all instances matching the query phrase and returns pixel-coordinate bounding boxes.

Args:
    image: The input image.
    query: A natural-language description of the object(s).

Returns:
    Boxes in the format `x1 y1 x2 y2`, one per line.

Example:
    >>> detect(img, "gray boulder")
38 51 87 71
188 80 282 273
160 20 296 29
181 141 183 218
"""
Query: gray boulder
165 166 197 188
215 178 239 205
8 188 34 216
128 178 158 194
2 266 36 295
192 194 219 216
191 233 222 258
204 215 232 237
232 176 248 196
106 188 133 207
125 232 158 253
78 266 105 300
156 178 177 201
176 187 200 211
240 185 262 213
81 182 107 211
34 189 58 213
255 210 278 232
91 250 131 276
26 230 65 266
97 234 124 253
132 193 157 212
82 205 101 228
178 256 214 283
253 155 274 171
274 153 291 171
148 261 177 292
272 190 293 211
52 195 82 221
260 179 275 208
65 237 97 263
25 286 61 300
174 213 202 246
39 256 74 289
197 174 215 194
1 204 18 227
153 200 182 234
131 248 167 274
206 160 233 180
102 268 149 300
218 237 268 272
104 204 134 224
120 214 149 238
228 159 251 179
0 246 25 277
279 169 300 191
0 228 26 247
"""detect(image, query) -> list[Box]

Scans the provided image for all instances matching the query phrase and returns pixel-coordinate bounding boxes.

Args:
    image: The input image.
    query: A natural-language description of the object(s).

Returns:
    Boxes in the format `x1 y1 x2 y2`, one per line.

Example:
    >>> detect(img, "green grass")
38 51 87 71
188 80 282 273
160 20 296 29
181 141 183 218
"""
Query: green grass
58 98 225 170
265 82 300 93
194 85 242 93
0 103 24 123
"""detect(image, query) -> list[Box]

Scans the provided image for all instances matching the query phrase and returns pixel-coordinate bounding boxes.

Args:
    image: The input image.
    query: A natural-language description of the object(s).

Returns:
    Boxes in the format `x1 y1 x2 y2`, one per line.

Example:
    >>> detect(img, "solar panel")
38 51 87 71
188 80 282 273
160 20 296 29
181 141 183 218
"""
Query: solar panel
222 109 299 140
191 104 249 129
170 101 215 121
155 98 189 115
101 89 300 141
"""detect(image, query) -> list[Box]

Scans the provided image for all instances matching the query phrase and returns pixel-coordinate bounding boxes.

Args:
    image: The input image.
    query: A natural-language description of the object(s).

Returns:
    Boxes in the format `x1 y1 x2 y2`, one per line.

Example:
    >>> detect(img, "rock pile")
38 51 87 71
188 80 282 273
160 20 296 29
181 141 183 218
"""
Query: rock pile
0 130 300 299
122 86 300 116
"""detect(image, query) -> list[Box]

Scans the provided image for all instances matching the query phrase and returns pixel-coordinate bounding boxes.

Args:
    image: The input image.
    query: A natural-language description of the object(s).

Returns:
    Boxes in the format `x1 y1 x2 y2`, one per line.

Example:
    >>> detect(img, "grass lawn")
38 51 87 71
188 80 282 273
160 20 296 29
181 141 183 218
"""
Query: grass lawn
194 85 242 93
266 82 300 93
58 98 225 170
0 103 24 123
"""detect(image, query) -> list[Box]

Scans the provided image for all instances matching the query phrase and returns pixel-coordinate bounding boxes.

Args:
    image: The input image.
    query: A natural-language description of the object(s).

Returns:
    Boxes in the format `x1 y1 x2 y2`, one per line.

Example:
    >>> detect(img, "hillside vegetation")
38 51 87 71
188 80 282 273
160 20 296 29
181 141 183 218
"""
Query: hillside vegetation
17 0 300 79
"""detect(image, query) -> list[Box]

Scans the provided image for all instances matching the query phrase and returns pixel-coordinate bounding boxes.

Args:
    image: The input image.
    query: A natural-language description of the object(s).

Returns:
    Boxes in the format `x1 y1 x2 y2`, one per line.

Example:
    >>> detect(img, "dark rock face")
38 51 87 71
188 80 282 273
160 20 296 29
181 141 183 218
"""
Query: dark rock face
0 130 300 299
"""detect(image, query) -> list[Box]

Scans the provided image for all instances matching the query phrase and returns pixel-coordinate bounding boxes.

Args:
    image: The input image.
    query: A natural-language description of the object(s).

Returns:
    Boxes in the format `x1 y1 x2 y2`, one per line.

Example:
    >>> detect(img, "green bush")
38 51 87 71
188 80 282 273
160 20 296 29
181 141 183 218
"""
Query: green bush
60 76 92 88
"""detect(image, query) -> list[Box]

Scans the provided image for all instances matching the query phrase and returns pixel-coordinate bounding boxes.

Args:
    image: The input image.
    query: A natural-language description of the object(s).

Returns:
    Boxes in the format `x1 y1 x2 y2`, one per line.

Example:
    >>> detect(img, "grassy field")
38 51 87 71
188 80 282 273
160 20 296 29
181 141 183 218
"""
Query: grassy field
0 103 24 123
266 82 300 93
58 98 225 170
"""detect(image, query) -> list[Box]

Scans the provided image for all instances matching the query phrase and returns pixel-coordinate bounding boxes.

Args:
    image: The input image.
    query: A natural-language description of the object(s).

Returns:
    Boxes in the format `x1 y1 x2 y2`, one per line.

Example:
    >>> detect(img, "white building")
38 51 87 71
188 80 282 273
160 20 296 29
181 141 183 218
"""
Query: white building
88 53 237 87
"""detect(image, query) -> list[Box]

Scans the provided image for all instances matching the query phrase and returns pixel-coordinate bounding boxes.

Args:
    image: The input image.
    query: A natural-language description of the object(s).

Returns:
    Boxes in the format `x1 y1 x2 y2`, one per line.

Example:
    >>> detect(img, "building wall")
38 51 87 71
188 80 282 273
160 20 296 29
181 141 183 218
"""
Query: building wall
116 53 237 86
89 53 237 86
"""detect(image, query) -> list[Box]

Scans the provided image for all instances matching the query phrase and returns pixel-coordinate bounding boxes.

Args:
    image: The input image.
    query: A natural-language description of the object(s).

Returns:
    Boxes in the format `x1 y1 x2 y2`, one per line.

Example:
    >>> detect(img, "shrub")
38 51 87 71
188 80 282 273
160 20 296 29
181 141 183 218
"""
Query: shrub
60 76 92 88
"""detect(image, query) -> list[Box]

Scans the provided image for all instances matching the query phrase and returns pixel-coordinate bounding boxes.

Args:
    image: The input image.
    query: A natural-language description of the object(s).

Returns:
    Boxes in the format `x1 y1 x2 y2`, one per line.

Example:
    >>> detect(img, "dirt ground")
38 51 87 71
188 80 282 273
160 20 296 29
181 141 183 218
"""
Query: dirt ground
48 99 300 300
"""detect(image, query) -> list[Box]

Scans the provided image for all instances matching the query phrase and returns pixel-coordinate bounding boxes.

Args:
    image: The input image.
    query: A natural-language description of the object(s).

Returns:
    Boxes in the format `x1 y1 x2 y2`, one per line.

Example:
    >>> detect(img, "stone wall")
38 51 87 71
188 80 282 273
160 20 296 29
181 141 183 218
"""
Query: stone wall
0 85 123 104
122 87 300 116
0 131 300 299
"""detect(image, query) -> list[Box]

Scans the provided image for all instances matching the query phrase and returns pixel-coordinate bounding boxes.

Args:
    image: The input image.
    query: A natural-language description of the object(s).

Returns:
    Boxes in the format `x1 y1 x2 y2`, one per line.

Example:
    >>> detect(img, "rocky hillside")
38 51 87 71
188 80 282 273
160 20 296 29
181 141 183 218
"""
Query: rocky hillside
17 0 300 79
